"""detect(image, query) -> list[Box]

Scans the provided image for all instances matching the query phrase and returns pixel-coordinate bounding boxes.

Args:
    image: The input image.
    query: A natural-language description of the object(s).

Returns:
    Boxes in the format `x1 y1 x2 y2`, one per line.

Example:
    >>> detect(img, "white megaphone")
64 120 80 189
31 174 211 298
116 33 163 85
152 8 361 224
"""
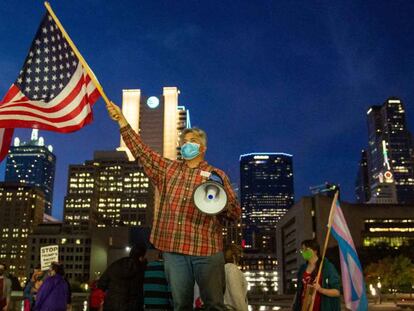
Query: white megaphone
192 171 228 215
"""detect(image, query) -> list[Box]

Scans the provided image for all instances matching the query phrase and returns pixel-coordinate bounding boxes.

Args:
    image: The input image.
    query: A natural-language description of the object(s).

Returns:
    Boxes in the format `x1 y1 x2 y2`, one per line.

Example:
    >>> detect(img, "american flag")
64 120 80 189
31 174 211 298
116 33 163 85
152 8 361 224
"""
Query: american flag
0 12 100 160
331 199 368 311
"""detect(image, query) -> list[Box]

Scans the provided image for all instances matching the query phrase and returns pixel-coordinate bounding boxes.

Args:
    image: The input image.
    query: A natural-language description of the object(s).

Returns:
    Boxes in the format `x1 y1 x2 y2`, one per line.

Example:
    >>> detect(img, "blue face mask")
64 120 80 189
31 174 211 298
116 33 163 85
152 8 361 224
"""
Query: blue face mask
181 142 200 160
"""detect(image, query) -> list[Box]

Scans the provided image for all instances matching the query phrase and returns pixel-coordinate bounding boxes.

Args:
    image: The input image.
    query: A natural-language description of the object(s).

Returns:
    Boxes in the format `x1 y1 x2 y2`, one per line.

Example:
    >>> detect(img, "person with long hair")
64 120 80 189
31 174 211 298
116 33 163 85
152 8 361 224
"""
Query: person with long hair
292 239 340 311
223 244 248 311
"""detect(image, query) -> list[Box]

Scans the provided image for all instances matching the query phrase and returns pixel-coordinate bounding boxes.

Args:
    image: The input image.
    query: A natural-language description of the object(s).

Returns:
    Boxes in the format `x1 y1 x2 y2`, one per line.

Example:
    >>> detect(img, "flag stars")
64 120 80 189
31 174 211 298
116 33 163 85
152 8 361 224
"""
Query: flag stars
26 77 32 84
25 86 31 93
35 77 40 83
52 65 57 71
44 47 50 53
43 76 49 82
44 67 49 73
42 85 48 91
17 77 23 84
43 37 49 44
44 57 49 63
35 67 41 73
34 86 40 92
51 84 56 90
35 39 41 45
42 27 48 34
35 58 41 64
52 75 57 81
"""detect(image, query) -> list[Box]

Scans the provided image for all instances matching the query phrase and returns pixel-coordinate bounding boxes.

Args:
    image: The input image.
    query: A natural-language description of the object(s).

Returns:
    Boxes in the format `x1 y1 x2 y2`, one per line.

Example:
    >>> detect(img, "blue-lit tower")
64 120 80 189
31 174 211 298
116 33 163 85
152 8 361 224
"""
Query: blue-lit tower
5 129 56 215
240 153 294 253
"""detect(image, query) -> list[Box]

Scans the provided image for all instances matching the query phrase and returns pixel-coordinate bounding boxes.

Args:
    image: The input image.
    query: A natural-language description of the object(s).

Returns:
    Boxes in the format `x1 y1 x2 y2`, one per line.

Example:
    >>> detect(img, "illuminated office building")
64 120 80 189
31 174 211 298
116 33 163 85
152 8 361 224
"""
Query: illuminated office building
0 183 44 281
240 153 294 253
64 151 154 232
5 129 56 215
118 87 191 161
363 97 414 204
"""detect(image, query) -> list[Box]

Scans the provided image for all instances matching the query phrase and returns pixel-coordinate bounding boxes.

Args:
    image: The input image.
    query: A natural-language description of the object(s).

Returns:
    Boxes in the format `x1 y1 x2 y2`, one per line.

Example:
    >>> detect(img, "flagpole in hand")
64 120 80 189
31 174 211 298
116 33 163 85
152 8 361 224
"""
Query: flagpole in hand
44 1 112 109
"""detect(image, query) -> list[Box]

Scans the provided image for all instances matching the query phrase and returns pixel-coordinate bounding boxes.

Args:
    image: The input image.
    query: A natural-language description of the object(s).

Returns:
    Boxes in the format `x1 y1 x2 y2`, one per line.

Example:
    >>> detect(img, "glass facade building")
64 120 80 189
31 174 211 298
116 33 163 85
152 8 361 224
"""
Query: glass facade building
5 129 56 215
240 153 294 253
363 97 414 204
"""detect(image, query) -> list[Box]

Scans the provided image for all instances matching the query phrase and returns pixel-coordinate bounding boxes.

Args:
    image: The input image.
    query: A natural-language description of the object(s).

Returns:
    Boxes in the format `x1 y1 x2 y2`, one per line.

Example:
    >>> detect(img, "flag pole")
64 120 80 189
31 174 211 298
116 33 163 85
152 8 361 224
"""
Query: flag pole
44 2 112 107
307 190 339 310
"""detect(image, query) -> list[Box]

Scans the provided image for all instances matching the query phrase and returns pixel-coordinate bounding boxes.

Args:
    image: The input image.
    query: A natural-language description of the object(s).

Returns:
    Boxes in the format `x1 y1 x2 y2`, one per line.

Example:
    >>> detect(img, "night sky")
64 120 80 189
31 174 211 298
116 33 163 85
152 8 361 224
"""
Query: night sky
1 1 414 219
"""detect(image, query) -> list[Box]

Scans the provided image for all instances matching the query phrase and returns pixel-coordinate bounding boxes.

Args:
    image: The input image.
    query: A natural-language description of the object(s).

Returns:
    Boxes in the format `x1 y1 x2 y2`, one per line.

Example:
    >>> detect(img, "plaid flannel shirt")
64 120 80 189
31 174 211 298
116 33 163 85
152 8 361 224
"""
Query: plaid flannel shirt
121 125 241 256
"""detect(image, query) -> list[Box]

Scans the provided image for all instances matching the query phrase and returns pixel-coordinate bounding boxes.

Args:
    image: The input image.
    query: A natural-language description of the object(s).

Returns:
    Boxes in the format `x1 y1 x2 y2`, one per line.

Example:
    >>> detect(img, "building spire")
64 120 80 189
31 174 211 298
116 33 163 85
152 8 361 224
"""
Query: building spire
31 129 39 141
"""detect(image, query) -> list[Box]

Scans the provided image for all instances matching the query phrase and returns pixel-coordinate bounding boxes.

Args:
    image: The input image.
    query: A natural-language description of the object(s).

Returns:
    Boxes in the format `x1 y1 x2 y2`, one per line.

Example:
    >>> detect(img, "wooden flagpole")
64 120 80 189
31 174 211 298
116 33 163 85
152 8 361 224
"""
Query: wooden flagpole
44 2 112 107
306 190 339 311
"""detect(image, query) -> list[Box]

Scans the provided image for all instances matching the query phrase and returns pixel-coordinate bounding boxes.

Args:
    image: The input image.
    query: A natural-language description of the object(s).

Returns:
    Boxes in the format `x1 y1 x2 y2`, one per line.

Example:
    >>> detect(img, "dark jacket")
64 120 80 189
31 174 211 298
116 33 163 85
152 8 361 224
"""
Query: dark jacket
293 259 341 311
34 274 69 311
97 257 146 311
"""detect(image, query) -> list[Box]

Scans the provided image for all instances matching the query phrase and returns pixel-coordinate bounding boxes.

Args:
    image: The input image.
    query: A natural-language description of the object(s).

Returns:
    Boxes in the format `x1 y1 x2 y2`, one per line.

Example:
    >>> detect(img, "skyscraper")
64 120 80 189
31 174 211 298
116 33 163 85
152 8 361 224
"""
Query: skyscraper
118 87 191 161
363 97 414 204
355 150 370 203
240 153 294 253
0 182 44 281
64 151 154 232
5 129 56 215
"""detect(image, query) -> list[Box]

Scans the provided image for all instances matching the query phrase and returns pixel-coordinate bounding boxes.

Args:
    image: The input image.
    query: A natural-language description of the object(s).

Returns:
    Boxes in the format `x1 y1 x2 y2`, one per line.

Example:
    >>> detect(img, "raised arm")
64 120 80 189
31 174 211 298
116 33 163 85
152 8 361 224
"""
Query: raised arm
106 101 172 187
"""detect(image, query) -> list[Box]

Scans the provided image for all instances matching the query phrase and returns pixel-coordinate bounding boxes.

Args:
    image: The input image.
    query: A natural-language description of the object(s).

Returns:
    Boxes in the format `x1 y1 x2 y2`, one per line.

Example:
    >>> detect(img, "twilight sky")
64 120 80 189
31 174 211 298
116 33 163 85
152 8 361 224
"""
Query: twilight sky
1 0 414 219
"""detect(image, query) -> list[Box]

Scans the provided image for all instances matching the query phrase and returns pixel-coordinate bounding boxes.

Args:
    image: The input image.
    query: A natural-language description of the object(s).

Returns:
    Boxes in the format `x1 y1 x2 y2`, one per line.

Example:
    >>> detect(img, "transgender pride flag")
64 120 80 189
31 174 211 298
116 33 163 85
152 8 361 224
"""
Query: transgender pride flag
330 199 368 311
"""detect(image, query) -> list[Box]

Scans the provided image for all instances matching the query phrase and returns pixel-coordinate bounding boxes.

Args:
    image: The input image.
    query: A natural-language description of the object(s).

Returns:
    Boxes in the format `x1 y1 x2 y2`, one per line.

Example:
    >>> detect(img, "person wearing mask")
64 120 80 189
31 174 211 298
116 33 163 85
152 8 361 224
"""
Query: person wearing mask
97 243 147 311
223 244 248 311
106 101 241 311
0 263 11 311
34 263 69 311
292 239 340 311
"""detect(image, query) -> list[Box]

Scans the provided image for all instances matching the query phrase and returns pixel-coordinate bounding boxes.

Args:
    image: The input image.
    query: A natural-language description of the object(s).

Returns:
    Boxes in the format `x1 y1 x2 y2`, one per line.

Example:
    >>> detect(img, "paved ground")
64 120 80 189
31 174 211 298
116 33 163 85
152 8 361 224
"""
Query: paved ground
369 302 413 310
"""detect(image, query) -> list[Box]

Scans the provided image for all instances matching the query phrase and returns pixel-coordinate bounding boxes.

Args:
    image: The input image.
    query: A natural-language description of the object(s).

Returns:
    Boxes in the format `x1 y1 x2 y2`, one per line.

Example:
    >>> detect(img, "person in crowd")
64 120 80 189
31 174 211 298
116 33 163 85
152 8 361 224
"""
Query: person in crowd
89 279 105 311
0 263 12 311
292 239 341 311
106 100 241 311
97 243 147 311
143 249 172 310
223 244 248 311
23 265 44 310
34 262 69 311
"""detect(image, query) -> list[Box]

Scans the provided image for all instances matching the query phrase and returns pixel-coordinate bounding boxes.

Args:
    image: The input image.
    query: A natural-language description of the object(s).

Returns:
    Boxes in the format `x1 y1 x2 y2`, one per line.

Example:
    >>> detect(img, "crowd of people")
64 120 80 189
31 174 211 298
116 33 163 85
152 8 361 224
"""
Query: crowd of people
93 242 248 311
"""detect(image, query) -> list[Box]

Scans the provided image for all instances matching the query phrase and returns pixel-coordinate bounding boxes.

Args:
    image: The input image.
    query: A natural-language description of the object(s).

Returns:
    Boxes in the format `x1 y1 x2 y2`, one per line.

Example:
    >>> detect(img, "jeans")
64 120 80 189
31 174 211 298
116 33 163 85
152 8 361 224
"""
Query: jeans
163 252 225 311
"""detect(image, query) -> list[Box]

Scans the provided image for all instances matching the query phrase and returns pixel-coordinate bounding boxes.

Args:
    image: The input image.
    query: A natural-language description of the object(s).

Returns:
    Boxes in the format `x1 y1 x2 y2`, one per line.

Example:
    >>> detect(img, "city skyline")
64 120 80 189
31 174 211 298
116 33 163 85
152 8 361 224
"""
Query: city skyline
1 1 414 219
